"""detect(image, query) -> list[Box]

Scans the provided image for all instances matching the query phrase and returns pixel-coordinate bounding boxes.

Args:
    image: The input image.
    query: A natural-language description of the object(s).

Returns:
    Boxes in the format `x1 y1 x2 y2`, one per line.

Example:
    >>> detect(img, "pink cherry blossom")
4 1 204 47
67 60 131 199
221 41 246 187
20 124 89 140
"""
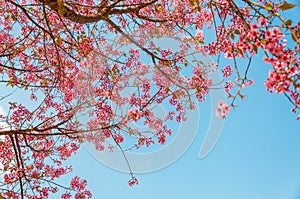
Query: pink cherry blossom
0 0 299 197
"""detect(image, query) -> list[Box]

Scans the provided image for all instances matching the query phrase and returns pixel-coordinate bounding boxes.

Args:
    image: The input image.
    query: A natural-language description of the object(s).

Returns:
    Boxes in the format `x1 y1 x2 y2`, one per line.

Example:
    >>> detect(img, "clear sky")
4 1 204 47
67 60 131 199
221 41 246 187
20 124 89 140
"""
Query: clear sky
63 53 300 199
60 4 300 199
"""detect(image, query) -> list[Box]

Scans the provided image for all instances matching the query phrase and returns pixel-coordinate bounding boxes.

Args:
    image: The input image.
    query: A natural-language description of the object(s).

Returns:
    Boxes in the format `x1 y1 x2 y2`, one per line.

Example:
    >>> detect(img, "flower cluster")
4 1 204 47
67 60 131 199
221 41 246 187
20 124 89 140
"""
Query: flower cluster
216 101 231 119
128 177 139 186
221 65 233 78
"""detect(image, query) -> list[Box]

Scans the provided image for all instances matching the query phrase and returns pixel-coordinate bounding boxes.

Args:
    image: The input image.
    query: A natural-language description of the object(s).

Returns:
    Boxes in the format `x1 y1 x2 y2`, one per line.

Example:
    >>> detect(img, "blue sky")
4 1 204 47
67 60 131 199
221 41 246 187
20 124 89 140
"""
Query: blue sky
61 3 300 199
64 52 300 199
58 3 300 198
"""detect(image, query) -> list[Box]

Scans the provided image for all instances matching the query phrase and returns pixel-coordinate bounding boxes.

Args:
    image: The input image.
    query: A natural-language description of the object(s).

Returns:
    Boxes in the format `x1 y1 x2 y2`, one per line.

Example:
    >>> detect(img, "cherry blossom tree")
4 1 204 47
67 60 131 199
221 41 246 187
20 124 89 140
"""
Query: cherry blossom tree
0 0 299 198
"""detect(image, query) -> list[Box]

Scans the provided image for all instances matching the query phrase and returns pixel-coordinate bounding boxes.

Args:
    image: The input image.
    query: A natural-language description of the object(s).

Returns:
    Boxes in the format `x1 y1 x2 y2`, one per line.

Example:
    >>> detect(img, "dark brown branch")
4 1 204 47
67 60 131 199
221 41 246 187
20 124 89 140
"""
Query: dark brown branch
38 0 158 24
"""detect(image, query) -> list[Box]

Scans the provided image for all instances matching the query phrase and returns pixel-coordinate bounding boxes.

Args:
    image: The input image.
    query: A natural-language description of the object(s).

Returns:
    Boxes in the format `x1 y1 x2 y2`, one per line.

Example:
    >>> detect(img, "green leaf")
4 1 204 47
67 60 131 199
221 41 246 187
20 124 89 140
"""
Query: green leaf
279 1 297 10
237 48 243 55
184 60 188 66
265 3 273 11
189 0 195 6
234 29 241 35
284 19 292 26
261 39 268 44
279 24 284 30
292 32 298 42
252 44 258 54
